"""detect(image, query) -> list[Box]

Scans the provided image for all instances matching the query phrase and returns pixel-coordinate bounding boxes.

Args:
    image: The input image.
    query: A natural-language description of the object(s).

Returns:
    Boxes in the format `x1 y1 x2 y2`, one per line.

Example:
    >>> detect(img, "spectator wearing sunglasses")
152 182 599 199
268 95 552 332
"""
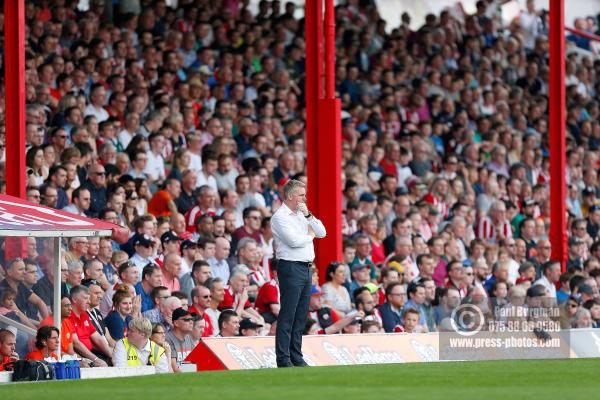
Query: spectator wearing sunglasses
82 163 107 218
188 285 214 337
165 308 195 373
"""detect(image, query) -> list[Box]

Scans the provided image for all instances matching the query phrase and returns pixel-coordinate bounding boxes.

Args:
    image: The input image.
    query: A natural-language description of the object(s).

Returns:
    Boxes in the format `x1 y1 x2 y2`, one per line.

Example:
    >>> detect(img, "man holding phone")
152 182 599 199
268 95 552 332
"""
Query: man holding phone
271 180 326 367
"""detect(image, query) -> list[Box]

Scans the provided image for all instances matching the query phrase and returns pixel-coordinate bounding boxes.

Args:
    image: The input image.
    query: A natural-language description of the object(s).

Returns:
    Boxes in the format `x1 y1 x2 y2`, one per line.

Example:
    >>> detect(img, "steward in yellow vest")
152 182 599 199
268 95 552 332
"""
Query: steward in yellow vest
111 317 170 373
122 337 165 367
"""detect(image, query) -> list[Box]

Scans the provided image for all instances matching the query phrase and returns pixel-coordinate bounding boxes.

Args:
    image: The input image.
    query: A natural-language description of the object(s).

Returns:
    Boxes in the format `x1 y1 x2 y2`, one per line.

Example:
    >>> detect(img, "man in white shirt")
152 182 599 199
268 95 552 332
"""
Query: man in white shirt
83 83 109 122
271 180 326 368
197 152 218 191
519 0 542 50
130 234 157 281
214 153 239 191
145 133 166 184
186 133 203 177
118 112 140 149
533 261 560 299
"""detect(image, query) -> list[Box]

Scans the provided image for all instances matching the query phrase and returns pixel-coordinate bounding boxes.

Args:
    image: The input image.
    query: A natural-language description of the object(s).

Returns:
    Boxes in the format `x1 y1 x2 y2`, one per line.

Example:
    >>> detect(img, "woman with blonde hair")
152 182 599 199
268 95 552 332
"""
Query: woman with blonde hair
112 317 170 373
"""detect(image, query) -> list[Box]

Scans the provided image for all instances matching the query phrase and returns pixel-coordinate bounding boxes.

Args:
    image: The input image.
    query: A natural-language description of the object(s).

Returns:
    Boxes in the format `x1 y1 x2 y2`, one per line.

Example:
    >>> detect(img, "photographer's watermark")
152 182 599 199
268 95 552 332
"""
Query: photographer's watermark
449 304 486 336
439 298 571 361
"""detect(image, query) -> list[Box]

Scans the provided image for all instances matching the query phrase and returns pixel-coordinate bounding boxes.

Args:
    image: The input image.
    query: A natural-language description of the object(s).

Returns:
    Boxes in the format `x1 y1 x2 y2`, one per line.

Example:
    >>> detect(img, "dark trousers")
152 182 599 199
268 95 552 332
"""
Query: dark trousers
275 259 311 365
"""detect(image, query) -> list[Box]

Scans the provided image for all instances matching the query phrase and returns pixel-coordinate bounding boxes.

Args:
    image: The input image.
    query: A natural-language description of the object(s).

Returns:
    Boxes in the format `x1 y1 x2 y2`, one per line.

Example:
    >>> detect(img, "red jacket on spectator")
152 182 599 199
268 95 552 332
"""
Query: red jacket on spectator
218 286 251 311
188 305 214 337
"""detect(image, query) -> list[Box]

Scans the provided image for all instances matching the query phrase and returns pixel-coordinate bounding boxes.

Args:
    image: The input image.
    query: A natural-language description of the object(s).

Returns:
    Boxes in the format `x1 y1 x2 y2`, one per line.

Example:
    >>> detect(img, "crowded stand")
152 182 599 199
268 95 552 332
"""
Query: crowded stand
2 0 600 373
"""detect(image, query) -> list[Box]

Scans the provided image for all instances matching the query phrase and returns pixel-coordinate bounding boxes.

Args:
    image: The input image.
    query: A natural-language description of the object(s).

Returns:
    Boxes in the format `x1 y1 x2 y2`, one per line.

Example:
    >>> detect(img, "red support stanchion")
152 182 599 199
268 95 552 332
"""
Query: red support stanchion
549 0 567 270
4 0 27 199
306 0 342 283
316 97 343 273
324 0 335 99
305 0 321 221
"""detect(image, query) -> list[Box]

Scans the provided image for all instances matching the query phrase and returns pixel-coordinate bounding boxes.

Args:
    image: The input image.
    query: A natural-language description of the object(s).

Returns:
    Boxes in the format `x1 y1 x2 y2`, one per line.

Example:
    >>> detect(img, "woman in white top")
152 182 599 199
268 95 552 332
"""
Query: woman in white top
321 262 352 316
135 179 150 215
26 146 48 187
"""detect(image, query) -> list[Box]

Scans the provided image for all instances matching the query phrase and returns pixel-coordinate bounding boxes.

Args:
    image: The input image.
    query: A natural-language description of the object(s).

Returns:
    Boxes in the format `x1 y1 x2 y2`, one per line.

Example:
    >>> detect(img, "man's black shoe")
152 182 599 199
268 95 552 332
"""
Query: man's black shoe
277 362 294 368
292 361 309 367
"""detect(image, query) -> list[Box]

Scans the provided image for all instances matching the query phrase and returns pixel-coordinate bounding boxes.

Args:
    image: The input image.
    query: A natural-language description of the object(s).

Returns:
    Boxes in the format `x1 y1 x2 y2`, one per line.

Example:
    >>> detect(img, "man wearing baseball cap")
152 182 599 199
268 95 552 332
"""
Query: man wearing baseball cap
239 318 263 337
165 308 195 373
179 239 198 278
349 264 370 302
153 231 181 268
130 234 157 282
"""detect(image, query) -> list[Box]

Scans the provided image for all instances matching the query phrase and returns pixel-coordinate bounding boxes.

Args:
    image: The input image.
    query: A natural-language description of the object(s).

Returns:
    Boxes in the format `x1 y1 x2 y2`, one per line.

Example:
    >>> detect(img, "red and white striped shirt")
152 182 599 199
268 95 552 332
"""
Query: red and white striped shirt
218 286 251 311
477 216 512 243
184 206 216 232
248 268 267 288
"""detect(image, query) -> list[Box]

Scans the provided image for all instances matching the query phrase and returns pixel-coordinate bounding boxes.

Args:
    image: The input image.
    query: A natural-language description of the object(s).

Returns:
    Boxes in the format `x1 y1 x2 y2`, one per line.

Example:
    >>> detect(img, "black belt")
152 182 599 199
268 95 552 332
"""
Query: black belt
281 259 312 267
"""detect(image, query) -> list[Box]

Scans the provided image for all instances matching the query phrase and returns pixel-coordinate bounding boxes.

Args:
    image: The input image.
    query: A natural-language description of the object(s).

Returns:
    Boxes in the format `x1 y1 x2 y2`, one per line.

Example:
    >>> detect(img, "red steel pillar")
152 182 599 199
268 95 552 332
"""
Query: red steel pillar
4 0 27 198
549 0 567 270
305 0 321 219
306 0 342 283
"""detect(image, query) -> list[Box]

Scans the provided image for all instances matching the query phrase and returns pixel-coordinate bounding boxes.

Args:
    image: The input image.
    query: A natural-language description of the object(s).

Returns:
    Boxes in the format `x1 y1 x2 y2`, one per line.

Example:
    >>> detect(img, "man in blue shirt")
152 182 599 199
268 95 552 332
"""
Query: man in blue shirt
403 281 428 329
379 282 405 333
135 264 164 313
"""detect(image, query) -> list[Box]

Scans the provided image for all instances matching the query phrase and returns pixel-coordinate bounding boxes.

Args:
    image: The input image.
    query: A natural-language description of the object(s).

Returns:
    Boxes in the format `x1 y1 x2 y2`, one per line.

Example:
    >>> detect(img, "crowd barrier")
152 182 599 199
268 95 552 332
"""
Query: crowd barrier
185 329 600 371
0 366 155 384
3 330 599 381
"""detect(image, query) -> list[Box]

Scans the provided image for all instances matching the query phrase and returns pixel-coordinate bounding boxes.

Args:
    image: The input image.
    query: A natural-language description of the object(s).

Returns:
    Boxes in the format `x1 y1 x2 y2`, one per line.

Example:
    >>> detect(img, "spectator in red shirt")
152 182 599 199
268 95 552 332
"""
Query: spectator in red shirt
26 326 59 361
379 141 401 177
188 285 214 337
69 285 112 367
147 178 181 217
219 270 251 314
255 261 280 330
0 329 18 371
39 295 76 356
219 268 265 325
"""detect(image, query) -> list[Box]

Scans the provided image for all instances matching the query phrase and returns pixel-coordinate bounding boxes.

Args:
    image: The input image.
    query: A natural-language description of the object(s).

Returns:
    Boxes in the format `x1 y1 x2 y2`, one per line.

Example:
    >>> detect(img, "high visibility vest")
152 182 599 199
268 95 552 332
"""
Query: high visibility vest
122 338 165 367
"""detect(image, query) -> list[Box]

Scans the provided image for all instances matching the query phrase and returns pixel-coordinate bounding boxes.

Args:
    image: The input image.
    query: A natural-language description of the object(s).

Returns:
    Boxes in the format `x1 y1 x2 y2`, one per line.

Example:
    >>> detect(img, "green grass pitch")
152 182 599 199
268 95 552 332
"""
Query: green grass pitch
4 359 600 400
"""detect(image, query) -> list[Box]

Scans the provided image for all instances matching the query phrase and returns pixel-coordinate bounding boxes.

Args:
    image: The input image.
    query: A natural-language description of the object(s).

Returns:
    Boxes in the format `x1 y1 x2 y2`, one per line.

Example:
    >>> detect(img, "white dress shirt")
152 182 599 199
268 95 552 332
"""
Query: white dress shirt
197 171 218 192
271 203 326 262
145 150 166 183
534 275 557 299
84 104 109 122
208 257 230 283
130 253 155 282
62 204 86 216
112 339 169 373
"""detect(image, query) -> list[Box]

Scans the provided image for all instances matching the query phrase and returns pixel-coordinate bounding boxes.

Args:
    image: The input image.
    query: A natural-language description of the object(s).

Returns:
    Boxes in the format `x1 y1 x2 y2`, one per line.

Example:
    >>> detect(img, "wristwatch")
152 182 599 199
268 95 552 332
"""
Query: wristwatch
305 212 313 219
